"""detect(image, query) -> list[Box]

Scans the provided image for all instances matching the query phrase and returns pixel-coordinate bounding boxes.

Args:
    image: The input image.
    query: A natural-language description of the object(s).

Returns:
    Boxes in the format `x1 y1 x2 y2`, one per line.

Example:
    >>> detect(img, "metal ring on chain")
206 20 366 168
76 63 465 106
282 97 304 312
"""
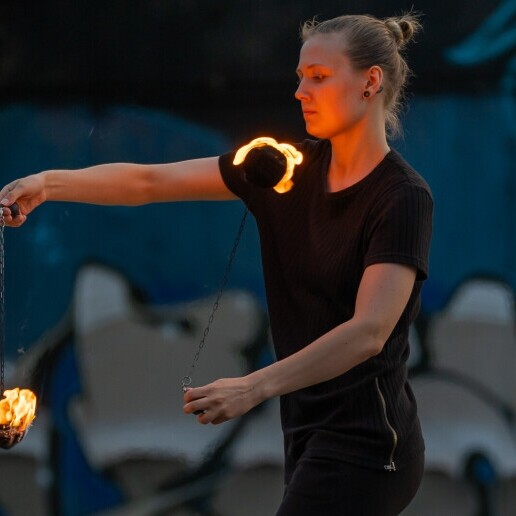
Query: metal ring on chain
181 376 192 392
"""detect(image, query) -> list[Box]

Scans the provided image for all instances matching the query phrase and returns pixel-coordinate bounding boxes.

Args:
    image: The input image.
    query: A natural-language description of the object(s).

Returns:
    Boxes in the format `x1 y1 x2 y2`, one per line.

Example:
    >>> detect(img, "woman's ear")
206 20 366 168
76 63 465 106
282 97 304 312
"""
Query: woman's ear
366 65 384 93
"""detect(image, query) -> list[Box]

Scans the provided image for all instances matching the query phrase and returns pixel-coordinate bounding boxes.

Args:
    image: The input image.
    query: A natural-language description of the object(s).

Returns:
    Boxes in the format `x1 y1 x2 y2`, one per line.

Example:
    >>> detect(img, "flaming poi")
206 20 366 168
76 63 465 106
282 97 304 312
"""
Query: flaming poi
0 210 38 449
233 137 303 193
0 388 37 449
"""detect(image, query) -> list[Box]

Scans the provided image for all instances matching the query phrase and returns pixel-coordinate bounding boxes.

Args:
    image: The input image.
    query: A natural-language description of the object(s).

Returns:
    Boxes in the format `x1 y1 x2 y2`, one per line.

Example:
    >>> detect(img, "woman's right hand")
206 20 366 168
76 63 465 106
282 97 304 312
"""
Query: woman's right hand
0 174 47 227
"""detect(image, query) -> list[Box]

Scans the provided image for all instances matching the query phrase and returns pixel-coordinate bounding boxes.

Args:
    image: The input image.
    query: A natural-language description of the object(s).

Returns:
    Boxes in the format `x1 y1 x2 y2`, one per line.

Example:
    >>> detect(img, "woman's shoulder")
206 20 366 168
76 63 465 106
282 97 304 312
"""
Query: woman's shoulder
383 148 433 199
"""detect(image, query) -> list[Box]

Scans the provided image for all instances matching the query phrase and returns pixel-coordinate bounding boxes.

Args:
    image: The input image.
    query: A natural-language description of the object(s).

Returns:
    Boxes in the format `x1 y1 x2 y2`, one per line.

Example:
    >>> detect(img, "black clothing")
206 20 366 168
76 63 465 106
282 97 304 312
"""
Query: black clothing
219 139 433 483
277 453 424 516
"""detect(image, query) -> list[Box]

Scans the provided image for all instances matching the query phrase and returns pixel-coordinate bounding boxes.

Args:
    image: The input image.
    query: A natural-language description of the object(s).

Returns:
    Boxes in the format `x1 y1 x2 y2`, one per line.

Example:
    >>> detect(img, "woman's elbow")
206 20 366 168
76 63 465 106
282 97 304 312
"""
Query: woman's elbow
129 166 160 205
361 321 391 357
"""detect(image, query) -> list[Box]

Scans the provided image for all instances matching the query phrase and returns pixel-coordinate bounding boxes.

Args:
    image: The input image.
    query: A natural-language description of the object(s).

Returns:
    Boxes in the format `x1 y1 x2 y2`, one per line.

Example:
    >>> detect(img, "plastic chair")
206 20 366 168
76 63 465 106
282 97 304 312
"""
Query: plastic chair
68 262 269 512
211 390 285 516
410 276 516 516
427 277 516 413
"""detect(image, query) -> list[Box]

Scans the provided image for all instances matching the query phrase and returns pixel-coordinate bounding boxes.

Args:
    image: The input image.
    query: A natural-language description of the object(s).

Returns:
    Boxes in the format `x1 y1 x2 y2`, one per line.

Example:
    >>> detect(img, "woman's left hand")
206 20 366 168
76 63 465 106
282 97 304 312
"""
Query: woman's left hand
183 376 262 425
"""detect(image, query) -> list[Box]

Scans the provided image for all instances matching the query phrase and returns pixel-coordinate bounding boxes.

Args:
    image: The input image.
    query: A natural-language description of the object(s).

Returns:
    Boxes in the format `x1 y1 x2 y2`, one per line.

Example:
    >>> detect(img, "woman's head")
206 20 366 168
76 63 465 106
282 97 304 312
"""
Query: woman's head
300 13 422 139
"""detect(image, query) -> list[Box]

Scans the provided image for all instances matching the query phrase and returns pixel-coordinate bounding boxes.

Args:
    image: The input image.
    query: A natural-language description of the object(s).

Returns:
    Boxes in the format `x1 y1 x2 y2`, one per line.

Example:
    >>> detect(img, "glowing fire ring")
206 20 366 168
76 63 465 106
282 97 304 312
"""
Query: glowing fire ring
233 137 303 193
0 387 37 449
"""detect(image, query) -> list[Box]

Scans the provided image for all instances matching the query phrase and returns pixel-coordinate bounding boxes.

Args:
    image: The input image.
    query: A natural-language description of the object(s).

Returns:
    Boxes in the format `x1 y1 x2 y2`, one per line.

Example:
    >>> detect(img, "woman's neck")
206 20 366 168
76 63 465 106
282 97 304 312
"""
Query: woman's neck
327 128 390 192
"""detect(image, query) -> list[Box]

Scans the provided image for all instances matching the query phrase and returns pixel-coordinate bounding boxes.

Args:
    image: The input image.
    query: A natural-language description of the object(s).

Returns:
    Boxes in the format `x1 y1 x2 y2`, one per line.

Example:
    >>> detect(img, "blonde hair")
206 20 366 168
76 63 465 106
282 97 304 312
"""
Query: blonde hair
301 13 422 139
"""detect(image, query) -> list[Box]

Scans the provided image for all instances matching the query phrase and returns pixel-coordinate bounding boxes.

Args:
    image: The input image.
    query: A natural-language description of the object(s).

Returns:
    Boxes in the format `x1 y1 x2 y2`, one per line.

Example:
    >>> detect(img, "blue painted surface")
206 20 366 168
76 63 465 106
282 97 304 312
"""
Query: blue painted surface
0 103 264 358
395 93 515 312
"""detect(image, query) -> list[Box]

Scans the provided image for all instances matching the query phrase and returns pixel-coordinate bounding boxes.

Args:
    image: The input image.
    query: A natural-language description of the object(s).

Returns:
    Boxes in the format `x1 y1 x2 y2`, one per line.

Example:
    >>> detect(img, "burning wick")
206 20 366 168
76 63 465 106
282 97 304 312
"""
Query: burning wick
0 387 37 449
233 137 303 193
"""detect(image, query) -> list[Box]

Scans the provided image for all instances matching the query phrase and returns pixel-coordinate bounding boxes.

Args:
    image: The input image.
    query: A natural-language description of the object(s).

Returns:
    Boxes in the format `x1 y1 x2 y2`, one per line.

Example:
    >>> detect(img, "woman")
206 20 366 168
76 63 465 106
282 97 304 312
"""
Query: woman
1 12 432 515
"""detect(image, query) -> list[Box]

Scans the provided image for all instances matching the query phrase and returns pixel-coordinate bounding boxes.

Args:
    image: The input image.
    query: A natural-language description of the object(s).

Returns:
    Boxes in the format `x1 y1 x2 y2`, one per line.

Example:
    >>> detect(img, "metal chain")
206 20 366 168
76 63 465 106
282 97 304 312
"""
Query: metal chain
0 206 250 394
182 207 249 391
0 212 5 394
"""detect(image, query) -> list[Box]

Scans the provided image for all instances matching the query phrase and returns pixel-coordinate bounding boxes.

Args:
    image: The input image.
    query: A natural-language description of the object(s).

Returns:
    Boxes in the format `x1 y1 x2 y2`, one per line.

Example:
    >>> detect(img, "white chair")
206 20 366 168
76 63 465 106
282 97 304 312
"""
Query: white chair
411 277 516 515
211 393 285 516
426 276 516 424
412 375 516 478
445 277 515 325
410 374 516 516
68 263 267 505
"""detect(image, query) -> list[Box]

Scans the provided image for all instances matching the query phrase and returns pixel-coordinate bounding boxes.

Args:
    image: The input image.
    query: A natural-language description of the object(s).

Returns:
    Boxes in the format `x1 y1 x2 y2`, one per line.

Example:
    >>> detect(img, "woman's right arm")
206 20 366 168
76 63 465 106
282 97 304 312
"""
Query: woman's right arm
0 156 237 226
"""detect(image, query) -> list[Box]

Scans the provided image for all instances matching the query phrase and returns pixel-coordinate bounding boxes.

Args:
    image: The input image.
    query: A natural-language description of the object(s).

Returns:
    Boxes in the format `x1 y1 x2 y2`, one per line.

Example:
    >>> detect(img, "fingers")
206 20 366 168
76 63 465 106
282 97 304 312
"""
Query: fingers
0 204 17 218
0 180 20 208
183 387 209 420
182 378 254 425
0 203 26 227
192 407 229 425
183 385 229 424
1 183 26 226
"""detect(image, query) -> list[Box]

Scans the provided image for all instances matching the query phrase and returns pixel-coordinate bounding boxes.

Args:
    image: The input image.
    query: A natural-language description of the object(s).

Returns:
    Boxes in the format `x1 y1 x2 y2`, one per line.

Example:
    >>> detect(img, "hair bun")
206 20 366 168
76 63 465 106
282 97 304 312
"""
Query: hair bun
385 14 421 50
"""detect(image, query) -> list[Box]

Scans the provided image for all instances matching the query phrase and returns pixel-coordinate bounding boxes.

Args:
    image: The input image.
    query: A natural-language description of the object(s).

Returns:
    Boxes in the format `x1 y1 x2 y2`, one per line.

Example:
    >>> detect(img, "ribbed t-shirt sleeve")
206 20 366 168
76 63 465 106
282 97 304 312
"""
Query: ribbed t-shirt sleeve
364 185 433 280
218 149 255 205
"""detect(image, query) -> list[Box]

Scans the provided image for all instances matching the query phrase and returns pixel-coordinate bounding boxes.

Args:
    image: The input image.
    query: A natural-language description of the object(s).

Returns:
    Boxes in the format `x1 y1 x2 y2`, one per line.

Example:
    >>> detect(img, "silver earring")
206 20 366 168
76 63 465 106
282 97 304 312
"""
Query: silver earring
363 91 370 98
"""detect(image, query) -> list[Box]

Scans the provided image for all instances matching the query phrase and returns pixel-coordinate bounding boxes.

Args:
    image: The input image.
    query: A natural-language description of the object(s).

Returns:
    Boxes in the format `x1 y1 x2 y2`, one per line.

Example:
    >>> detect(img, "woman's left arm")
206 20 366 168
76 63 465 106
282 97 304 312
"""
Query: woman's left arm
183 262 416 424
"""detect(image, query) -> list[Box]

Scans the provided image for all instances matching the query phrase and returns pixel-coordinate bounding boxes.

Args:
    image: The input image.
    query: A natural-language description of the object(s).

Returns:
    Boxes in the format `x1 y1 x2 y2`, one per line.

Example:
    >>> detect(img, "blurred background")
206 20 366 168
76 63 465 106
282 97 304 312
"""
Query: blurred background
0 0 514 515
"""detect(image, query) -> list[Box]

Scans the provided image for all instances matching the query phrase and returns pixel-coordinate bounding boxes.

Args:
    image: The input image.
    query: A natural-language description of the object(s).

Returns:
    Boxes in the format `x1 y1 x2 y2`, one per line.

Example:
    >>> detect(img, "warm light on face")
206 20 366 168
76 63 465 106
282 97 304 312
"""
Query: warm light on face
295 34 369 140
0 387 37 449
233 137 303 193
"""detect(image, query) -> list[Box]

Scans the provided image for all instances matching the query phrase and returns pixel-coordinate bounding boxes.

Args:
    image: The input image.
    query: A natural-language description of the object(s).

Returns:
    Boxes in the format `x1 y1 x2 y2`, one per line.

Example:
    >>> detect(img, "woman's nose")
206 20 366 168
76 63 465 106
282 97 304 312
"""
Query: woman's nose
295 82 308 101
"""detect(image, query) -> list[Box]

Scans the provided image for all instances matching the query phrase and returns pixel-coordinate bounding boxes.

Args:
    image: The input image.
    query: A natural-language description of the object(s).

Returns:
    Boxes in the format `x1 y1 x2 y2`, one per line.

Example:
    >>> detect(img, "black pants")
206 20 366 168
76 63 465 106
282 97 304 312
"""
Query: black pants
276 454 424 516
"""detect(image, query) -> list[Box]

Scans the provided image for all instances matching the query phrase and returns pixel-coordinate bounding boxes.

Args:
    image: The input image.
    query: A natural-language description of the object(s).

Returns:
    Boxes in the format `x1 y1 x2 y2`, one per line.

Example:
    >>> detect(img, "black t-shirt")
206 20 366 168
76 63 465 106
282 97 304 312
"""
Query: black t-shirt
219 138 433 482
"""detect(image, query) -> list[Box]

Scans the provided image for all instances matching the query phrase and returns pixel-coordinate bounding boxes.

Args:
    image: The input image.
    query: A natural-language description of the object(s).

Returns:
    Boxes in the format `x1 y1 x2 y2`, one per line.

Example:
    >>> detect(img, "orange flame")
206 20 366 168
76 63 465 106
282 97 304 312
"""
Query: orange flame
0 388 37 431
233 137 303 193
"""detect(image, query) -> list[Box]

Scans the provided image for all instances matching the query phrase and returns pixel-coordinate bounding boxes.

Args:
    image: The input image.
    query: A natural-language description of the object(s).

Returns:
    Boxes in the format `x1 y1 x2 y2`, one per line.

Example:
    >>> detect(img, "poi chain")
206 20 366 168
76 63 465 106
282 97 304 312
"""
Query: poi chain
0 210 37 449
181 137 303 398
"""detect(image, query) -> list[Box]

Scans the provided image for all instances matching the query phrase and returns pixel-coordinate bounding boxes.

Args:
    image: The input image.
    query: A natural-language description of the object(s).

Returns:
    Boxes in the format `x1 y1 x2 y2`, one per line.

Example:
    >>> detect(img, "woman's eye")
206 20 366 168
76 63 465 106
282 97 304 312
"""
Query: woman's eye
312 75 325 81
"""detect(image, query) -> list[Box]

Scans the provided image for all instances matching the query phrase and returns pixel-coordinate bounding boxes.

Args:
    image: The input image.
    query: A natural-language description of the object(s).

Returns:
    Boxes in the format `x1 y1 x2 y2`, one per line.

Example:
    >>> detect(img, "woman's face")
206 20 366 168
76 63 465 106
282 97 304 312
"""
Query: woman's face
295 33 368 140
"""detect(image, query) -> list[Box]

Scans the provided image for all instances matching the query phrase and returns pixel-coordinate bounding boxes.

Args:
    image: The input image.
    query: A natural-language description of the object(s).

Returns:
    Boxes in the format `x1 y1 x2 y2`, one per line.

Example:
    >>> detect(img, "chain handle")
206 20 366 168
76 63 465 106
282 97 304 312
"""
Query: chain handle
0 212 5 394
181 207 249 392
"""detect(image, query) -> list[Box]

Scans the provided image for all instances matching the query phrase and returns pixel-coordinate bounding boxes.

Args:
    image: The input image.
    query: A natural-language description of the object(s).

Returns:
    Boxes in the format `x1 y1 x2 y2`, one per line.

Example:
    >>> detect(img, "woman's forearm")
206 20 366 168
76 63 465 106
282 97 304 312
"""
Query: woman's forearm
249 319 382 403
41 156 233 206
1 156 234 227
41 163 154 205
182 264 416 422
249 263 417 405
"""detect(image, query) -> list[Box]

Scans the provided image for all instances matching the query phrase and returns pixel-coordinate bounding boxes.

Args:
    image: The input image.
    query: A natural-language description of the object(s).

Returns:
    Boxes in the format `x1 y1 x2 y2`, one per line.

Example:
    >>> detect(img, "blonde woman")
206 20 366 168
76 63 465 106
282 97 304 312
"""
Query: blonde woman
2 12 432 515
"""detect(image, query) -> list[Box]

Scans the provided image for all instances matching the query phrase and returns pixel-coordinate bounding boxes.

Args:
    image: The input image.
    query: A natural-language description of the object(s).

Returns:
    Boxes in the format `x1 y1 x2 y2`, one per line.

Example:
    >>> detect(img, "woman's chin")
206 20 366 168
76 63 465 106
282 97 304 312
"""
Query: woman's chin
304 124 326 139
